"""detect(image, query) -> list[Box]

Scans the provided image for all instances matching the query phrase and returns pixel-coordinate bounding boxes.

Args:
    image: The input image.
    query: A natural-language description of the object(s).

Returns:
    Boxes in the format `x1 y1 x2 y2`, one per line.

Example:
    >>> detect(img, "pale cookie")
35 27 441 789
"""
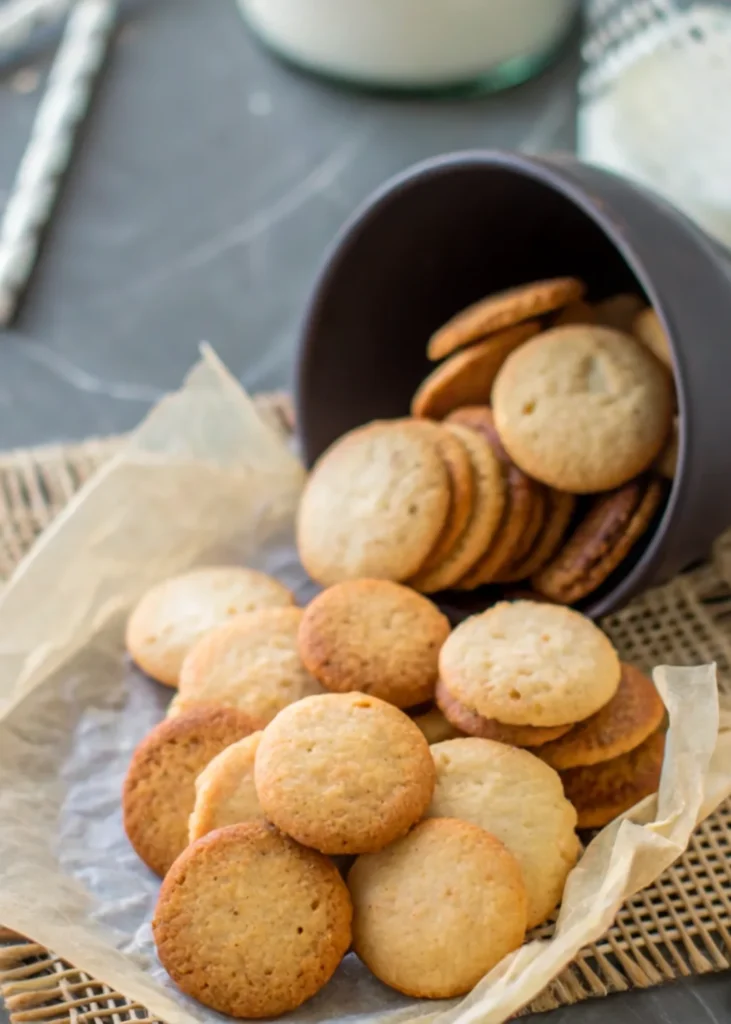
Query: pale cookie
427 277 585 360
492 325 675 493
126 567 295 687
560 728 666 829
153 822 352 1018
428 738 579 928
178 607 324 726
633 307 672 368
255 692 435 854
539 663 665 770
446 407 539 588
408 423 504 593
411 703 465 743
298 580 450 708
189 732 263 843
439 601 621 727
348 817 527 998
123 706 256 876
436 678 572 747
413 422 475 574
297 420 449 585
412 321 539 419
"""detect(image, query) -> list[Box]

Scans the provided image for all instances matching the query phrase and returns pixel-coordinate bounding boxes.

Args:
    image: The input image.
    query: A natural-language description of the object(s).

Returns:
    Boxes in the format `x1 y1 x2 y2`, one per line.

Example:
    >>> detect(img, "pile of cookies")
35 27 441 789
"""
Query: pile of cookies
122 565 666 1019
297 277 677 604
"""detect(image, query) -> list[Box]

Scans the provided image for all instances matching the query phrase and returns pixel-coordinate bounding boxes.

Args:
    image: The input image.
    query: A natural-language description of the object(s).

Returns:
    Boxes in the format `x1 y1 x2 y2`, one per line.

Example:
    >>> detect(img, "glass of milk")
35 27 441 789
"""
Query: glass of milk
239 0 579 94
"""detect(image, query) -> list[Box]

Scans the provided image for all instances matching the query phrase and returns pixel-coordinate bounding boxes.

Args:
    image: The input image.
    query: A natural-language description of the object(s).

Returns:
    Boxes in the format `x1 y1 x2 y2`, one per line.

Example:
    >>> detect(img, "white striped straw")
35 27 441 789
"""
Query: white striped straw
0 0 118 327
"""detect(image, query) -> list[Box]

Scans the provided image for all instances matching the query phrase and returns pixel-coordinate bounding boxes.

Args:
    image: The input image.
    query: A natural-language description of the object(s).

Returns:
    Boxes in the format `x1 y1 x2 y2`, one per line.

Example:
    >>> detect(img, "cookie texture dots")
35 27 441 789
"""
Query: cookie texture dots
428 738 579 928
126 567 294 686
255 692 435 854
122 706 256 876
153 822 352 1018
348 818 527 998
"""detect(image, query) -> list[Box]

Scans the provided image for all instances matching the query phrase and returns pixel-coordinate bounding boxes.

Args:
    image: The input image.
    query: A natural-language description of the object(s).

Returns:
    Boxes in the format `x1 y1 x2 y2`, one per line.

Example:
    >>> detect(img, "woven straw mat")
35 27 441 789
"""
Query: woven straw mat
1 390 731 1021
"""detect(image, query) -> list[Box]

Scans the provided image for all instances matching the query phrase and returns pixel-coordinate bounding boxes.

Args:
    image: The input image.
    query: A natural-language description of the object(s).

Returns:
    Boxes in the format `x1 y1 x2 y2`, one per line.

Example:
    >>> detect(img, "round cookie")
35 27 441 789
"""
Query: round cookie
633 307 672 368
297 420 450 585
498 489 577 583
408 423 504 593
436 678 572 747
348 817 527 998
412 423 475 574
439 601 621 727
427 277 584 361
178 607 324 726
189 732 263 843
553 300 596 327
255 692 435 854
532 477 665 604
298 580 450 708
493 484 546 583
560 728 666 829
126 567 295 686
412 321 540 419
492 325 675 493
539 663 665 770
153 822 352 1018
122 706 256 876
411 703 465 744
446 407 538 588
428 738 579 928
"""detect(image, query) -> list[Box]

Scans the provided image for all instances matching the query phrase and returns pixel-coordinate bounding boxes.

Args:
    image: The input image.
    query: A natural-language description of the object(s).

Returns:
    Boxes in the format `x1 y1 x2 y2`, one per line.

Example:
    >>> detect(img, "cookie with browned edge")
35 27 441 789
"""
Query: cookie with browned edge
412 321 539 419
498 488 577 583
298 579 450 708
560 728 666 829
153 822 352 1018
532 477 665 604
539 663 665 770
436 678 572 747
428 277 585 361
255 692 435 854
123 706 257 876
412 422 475 575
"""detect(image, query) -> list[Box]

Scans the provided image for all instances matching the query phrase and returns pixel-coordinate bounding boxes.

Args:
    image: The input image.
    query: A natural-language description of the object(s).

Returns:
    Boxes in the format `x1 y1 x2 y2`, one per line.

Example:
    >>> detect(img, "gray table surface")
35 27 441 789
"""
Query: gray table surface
0 1 728 1022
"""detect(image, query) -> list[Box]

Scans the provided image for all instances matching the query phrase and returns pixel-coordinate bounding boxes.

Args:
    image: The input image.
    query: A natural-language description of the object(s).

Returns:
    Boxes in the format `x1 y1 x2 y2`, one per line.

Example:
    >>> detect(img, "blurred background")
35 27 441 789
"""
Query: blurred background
0 0 727 447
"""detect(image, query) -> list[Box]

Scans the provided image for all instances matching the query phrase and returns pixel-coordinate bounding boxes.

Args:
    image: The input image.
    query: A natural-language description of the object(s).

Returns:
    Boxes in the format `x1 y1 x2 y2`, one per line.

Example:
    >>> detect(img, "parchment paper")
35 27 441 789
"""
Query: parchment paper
0 349 729 1024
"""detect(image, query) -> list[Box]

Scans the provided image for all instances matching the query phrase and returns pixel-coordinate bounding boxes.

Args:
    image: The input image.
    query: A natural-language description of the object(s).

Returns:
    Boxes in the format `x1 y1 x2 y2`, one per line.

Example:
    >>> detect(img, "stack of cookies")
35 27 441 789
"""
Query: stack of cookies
437 600 666 828
297 276 677 606
122 563 667 1017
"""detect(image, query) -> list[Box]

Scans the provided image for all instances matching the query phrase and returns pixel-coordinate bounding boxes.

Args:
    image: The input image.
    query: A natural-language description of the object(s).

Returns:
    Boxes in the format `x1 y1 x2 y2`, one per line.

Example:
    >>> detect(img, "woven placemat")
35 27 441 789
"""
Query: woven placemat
1 390 731 1022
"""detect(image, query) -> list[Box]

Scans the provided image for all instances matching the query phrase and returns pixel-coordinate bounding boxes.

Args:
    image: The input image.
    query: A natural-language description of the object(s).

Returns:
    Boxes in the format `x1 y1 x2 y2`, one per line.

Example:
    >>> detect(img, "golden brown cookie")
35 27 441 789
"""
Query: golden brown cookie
348 817 527 998
532 477 666 604
413 423 475 574
412 321 539 419
493 484 546 582
410 703 465 743
408 423 504 593
428 738 579 928
553 300 596 327
177 607 324 726
427 277 585 361
255 692 435 854
126 567 295 687
298 580 449 709
297 420 450 585
189 732 263 843
439 601 621 727
594 294 646 332
492 325 675 493
122 706 256 876
538 663 665 770
633 307 672 368
445 406 538 587
498 488 577 583
560 728 666 829
655 417 679 480
435 678 572 747
153 822 352 1018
